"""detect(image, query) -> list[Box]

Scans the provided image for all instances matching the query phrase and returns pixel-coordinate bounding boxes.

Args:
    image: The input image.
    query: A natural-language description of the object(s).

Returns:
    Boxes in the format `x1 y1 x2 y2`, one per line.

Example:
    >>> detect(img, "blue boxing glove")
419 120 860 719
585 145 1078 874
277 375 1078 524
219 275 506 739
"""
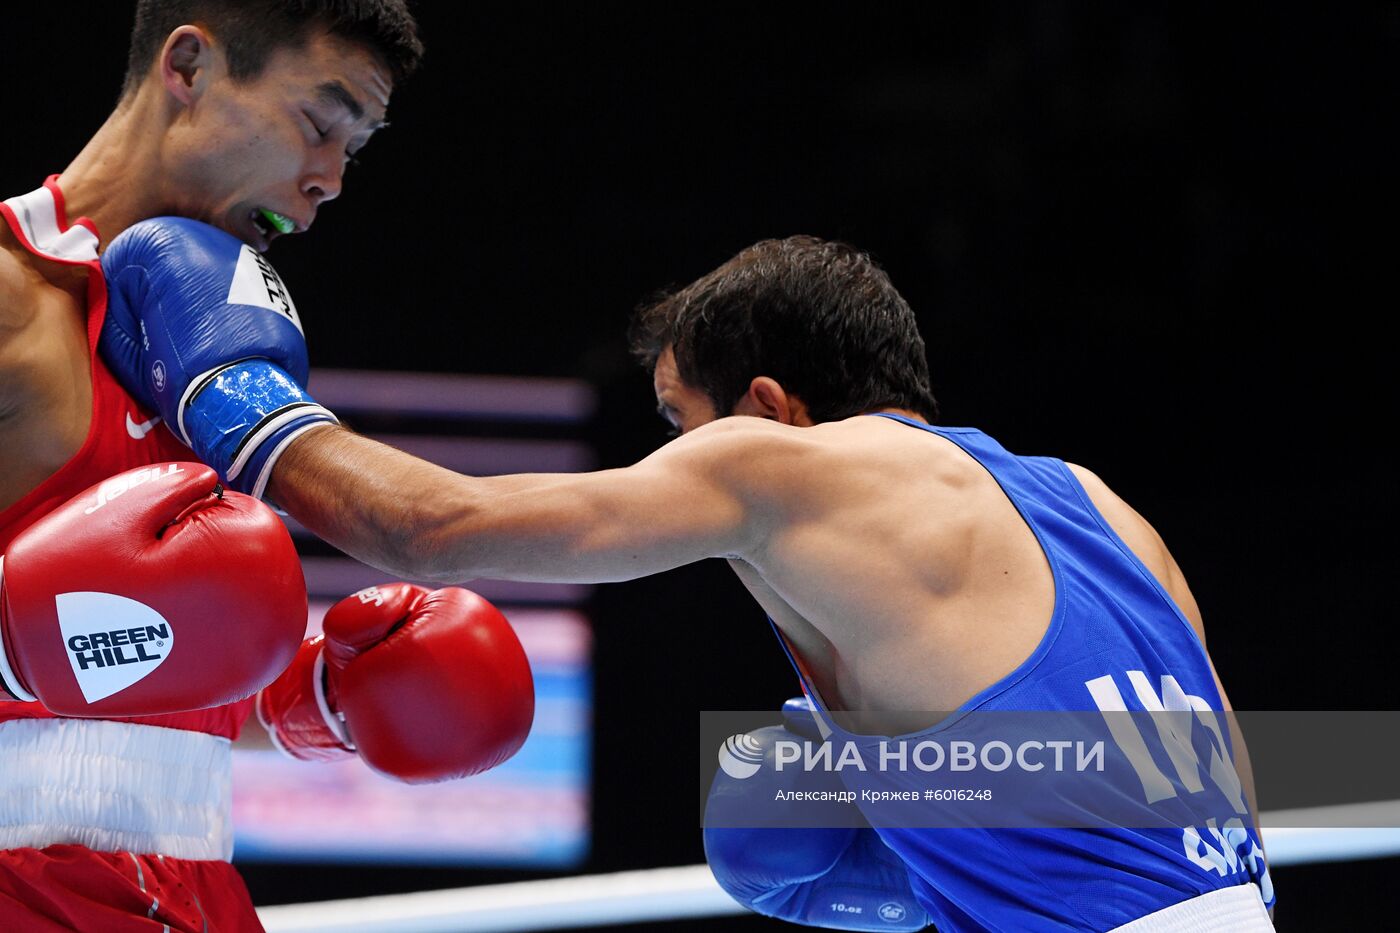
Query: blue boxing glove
101 217 337 499
703 697 930 931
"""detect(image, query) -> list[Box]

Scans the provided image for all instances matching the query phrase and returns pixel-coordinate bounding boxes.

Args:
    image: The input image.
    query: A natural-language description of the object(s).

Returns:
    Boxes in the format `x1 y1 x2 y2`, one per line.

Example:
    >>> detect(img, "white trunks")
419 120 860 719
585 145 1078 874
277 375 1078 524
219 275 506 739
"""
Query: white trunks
1111 883 1273 932
0 717 233 860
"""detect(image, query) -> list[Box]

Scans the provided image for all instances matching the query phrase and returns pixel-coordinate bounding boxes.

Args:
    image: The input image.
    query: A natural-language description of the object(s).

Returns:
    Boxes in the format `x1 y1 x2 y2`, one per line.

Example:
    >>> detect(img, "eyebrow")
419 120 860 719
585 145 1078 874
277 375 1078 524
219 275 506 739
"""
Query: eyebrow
315 81 388 131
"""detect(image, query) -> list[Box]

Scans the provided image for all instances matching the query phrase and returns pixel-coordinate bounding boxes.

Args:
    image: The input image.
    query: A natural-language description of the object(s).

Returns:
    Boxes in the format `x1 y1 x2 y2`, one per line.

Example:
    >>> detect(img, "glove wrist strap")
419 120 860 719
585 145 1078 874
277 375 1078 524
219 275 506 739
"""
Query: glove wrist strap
255 641 355 761
312 649 355 751
182 360 338 499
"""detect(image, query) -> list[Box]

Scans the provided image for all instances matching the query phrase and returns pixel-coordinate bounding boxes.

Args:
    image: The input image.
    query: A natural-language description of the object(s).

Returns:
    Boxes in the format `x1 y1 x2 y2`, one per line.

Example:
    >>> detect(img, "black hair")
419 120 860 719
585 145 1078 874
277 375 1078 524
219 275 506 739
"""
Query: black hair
121 0 423 98
631 236 939 423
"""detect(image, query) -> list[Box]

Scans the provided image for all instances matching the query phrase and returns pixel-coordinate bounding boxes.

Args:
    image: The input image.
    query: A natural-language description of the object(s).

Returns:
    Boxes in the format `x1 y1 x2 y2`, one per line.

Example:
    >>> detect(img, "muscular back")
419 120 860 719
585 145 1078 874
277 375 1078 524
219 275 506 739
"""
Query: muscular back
725 414 1211 720
0 227 94 512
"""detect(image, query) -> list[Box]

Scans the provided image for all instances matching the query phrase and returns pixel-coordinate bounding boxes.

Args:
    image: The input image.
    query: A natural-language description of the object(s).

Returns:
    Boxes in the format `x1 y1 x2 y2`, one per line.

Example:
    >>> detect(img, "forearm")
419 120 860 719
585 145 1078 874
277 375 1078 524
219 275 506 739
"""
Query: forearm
268 425 480 582
267 425 699 584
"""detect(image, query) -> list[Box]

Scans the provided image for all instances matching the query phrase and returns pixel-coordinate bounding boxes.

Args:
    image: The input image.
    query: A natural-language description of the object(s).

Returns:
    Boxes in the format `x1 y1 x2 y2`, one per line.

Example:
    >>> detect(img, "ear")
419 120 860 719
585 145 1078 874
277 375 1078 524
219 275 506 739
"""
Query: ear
160 26 218 107
735 377 814 426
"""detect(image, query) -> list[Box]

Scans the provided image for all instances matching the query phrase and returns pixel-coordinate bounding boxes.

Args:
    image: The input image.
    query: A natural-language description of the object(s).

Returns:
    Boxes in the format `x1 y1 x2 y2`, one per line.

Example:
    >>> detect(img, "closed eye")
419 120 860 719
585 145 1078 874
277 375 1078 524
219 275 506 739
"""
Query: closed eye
303 112 329 139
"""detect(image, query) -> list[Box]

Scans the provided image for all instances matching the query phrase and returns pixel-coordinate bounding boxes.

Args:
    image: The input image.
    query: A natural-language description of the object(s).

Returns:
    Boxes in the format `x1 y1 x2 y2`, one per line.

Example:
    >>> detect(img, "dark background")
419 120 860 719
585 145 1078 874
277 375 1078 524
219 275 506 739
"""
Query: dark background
5 2 1396 929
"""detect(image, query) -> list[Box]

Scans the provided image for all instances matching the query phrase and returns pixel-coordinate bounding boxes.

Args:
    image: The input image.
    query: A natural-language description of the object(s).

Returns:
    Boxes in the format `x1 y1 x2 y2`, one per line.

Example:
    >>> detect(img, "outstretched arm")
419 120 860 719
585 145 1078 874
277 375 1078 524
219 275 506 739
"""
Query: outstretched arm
268 418 787 584
92 218 776 585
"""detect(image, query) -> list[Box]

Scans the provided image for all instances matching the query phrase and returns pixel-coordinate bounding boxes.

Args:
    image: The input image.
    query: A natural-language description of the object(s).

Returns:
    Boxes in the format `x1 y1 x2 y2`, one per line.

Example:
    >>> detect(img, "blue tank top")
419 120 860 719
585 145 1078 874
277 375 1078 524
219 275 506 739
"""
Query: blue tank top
772 415 1274 931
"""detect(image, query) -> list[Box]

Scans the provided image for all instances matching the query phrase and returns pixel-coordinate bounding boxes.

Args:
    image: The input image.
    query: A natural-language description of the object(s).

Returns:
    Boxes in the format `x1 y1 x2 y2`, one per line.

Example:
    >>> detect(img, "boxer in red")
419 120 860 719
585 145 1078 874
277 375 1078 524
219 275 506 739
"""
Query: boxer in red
1 4 533 930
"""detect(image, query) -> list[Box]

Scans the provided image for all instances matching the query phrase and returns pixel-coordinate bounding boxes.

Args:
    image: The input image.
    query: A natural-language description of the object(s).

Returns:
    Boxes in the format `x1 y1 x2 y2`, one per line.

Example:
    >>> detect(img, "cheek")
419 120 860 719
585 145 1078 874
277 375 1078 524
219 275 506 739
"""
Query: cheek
190 100 300 181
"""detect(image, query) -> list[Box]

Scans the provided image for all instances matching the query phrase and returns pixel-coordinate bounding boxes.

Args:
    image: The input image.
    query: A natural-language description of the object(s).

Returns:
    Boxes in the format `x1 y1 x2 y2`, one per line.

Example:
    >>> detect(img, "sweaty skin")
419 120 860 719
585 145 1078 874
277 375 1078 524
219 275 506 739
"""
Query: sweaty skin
0 27 390 513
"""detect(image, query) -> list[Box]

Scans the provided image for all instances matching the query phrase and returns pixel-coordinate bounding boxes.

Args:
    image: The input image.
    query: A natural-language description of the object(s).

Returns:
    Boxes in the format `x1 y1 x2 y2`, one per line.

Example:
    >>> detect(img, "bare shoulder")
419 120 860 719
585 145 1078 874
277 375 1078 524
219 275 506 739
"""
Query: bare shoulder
644 417 913 537
653 416 825 463
1065 462 1208 643
645 416 824 493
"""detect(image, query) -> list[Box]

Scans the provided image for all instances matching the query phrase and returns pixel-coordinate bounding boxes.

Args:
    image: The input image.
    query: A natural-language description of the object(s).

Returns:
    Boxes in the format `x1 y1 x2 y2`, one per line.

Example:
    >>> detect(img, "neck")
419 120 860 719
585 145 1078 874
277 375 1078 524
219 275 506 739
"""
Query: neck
56 92 171 244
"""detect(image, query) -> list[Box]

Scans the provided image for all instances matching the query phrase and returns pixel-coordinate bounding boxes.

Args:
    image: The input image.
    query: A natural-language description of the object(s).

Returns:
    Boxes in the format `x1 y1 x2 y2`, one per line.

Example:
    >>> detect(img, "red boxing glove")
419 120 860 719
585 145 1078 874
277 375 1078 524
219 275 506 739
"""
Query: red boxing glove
257 583 535 783
0 462 306 716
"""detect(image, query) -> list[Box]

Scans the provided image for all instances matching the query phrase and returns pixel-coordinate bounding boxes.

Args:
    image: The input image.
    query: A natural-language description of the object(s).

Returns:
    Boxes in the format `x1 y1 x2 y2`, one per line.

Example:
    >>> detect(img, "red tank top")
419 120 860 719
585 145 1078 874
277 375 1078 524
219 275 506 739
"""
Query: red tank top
0 177 253 739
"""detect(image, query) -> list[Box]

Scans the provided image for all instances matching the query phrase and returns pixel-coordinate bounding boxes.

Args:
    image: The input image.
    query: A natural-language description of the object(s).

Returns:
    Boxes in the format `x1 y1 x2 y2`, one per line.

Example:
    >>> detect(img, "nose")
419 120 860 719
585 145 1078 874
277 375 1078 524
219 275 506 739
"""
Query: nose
301 151 345 206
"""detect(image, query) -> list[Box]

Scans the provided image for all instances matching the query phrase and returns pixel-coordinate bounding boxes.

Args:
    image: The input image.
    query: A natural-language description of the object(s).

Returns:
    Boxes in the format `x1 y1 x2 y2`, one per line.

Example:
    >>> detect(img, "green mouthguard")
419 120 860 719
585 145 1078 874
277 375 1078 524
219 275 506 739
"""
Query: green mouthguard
259 208 295 235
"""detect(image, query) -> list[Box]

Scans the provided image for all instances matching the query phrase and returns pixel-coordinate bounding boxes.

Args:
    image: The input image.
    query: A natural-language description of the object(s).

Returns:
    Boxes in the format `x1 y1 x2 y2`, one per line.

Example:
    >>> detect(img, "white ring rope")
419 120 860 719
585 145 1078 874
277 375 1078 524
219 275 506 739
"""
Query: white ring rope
257 864 745 932
257 800 1400 932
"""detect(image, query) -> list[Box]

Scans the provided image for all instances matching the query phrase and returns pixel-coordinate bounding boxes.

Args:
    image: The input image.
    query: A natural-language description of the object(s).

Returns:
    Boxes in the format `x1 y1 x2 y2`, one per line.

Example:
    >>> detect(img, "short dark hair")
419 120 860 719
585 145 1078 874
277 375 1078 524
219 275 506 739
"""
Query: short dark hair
121 0 424 99
631 236 939 424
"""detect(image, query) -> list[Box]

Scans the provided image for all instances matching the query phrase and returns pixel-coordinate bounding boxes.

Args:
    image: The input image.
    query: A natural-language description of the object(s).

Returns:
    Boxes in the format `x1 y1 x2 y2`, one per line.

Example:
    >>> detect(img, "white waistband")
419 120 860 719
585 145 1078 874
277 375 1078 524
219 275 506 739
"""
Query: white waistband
0 718 233 860
1111 884 1273 932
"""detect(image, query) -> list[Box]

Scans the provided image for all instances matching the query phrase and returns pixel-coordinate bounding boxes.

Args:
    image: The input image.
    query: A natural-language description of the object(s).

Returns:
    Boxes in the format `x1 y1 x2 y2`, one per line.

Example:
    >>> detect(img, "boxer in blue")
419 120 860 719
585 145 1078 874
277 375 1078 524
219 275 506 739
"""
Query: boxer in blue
101 232 1274 930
